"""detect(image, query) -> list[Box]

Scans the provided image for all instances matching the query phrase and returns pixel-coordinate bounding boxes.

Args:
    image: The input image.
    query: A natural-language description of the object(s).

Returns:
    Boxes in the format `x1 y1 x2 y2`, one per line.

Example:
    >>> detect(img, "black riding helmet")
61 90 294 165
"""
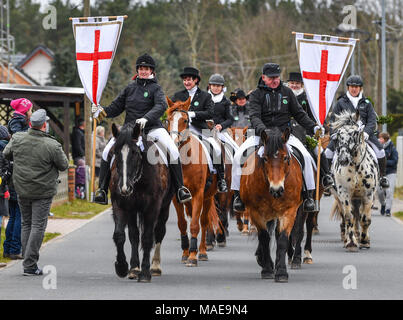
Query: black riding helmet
136 53 156 70
346 75 363 87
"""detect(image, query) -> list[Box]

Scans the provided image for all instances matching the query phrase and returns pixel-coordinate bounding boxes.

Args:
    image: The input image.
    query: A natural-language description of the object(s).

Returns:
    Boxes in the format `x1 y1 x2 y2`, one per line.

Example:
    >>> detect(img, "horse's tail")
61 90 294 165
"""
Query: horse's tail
207 199 222 233
330 199 342 221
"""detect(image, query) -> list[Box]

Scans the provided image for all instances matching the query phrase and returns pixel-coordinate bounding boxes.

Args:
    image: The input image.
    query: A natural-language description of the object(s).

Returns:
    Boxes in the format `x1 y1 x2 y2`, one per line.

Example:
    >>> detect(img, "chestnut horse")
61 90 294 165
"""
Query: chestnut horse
166 97 220 267
240 127 302 282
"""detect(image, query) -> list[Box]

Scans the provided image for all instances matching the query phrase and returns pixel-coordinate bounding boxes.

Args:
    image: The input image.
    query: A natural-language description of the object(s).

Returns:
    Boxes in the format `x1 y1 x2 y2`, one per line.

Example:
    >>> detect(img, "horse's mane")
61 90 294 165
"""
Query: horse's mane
264 127 285 158
114 122 140 150
331 110 358 131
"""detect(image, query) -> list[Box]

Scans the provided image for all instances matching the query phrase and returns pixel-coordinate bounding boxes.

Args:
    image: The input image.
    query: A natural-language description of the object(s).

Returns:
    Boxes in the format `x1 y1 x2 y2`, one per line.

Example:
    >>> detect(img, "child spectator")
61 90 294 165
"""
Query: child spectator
75 158 86 199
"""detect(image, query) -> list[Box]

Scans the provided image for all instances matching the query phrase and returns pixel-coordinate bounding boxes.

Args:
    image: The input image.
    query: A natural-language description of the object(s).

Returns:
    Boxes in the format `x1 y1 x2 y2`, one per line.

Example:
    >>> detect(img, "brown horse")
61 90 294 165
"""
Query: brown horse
166 97 220 267
240 127 302 282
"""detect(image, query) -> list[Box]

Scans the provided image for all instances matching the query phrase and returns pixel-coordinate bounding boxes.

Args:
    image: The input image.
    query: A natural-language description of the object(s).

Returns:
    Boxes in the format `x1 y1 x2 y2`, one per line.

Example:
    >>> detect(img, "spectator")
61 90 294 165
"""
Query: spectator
75 158 86 199
0 125 11 268
4 109 69 276
377 132 398 217
8 98 33 135
95 126 106 178
71 118 85 165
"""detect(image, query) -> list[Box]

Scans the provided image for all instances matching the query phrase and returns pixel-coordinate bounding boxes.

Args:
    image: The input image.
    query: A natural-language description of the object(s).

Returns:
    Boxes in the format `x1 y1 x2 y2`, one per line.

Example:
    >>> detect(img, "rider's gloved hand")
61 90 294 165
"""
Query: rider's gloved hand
92 104 107 122
136 118 148 129
188 111 196 118
314 125 325 138
363 132 369 141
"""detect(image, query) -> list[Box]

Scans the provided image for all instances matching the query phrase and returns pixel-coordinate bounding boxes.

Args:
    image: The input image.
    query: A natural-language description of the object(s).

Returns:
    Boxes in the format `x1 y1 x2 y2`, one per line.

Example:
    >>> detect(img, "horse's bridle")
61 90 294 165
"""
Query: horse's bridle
335 130 367 166
167 109 191 147
261 148 291 190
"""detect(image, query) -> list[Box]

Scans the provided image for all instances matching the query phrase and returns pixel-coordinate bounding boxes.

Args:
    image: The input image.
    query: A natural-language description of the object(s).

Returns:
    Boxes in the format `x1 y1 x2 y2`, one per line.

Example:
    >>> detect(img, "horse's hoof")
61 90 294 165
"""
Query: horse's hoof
303 258 313 264
312 228 320 235
346 244 359 252
261 271 274 279
128 267 140 279
198 254 208 261
275 274 289 283
291 262 301 270
138 271 152 283
217 241 226 248
360 243 370 249
150 268 162 276
186 259 198 267
115 261 129 278
181 255 189 264
206 244 214 251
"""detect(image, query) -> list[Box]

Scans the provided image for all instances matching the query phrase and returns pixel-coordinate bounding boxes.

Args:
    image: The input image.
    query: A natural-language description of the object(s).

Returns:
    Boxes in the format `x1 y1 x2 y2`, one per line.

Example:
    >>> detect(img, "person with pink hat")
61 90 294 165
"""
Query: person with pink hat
8 98 33 135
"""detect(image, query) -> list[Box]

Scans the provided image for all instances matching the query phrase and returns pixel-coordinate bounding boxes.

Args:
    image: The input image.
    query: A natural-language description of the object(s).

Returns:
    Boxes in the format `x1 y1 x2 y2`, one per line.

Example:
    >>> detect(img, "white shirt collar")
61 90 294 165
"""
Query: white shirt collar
188 86 198 101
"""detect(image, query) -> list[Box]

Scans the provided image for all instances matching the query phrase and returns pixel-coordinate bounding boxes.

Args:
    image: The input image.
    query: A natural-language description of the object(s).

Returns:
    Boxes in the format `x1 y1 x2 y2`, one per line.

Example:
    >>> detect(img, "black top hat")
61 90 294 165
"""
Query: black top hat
180 67 201 81
288 72 303 83
262 63 281 77
230 89 248 102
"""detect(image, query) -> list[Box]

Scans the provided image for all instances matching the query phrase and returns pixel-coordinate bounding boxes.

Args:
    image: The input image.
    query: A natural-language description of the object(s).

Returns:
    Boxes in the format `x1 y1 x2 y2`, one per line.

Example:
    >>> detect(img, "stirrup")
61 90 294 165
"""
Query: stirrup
322 175 334 190
177 187 192 203
380 177 389 189
94 189 108 205
303 199 315 212
233 195 245 212
217 179 228 193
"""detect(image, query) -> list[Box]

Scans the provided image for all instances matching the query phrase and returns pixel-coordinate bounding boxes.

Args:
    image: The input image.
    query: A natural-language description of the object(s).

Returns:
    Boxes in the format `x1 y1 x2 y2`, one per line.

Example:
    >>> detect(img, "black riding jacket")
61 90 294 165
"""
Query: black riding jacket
248 78 316 136
212 95 234 130
171 87 214 130
104 76 166 132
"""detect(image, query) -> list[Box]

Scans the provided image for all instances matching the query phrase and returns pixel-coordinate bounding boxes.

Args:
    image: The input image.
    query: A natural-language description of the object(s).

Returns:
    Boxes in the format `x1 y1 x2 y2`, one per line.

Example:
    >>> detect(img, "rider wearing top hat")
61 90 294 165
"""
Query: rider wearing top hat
324 75 390 189
92 53 192 204
171 67 228 193
230 88 251 128
231 63 326 213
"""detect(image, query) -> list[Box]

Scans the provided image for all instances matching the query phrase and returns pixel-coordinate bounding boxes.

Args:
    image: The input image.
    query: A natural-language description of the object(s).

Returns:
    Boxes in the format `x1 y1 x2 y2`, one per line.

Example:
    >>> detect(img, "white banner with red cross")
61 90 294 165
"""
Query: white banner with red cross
295 32 356 125
72 16 124 105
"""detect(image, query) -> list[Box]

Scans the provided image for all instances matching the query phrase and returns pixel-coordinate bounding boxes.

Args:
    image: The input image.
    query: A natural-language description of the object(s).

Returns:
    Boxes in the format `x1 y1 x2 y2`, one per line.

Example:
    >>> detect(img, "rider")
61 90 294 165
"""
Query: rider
324 75 389 189
287 72 334 190
230 88 250 128
171 67 228 193
231 63 324 213
92 53 192 205
207 73 239 152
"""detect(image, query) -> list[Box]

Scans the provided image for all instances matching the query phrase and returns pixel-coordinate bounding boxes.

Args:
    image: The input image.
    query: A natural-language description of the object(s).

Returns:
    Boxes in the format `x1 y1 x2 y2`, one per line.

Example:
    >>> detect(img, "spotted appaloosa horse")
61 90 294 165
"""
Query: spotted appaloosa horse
240 127 303 282
329 110 378 252
110 123 175 282
166 97 220 267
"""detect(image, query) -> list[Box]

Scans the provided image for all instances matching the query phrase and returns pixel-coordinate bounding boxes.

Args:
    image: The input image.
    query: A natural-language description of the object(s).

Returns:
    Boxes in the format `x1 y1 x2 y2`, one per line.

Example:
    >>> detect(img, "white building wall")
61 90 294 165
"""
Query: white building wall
21 54 52 85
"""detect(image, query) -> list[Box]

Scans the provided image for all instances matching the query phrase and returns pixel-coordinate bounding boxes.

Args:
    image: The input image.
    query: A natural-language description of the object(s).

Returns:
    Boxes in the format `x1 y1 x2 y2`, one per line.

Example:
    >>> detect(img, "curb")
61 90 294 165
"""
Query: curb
0 206 112 271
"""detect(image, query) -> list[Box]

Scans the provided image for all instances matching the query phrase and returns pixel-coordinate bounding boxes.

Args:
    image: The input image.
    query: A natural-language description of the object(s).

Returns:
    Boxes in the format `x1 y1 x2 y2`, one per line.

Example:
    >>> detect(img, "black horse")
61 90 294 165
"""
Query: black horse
110 122 175 282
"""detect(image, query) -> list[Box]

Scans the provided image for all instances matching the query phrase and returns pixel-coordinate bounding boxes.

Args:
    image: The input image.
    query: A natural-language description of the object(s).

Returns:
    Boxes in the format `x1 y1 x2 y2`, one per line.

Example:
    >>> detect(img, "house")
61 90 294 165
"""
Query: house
0 59 38 85
16 45 55 86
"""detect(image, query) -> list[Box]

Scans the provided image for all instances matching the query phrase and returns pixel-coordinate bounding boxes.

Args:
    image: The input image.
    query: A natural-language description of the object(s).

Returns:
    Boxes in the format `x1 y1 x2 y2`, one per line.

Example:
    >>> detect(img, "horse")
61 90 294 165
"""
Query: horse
166 97 220 267
287 134 331 268
329 110 378 252
239 127 303 282
109 122 175 282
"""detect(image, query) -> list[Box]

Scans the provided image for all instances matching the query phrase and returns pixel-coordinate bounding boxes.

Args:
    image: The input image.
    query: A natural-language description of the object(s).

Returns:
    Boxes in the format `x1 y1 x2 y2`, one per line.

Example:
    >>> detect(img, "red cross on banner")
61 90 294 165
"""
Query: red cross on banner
76 30 113 105
302 50 341 124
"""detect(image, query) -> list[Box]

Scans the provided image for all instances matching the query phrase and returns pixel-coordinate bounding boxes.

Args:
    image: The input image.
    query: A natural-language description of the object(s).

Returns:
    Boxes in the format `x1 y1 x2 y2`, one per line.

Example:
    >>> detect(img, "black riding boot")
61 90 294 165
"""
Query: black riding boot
302 190 315 212
94 159 111 205
378 156 389 189
320 154 334 189
233 190 245 212
170 161 192 203
214 162 228 193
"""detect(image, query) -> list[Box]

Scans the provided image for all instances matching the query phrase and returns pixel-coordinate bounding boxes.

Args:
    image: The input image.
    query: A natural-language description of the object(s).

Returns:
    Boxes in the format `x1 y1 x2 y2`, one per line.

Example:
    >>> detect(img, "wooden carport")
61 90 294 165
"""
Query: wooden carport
0 83 85 158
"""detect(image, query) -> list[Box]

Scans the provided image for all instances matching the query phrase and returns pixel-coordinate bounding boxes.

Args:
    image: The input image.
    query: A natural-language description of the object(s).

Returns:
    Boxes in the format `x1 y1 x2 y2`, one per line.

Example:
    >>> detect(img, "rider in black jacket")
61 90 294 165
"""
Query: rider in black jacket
92 54 192 204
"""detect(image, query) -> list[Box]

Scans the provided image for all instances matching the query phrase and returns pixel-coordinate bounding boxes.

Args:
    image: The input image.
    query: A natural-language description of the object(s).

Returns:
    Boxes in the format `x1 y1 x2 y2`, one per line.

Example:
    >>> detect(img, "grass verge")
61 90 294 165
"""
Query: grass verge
395 186 403 200
394 211 403 221
50 199 111 220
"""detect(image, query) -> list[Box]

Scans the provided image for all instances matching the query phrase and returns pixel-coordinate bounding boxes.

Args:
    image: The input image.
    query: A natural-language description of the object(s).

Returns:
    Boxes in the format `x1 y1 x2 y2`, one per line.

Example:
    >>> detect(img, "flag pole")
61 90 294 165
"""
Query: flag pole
315 135 322 212
91 118 97 202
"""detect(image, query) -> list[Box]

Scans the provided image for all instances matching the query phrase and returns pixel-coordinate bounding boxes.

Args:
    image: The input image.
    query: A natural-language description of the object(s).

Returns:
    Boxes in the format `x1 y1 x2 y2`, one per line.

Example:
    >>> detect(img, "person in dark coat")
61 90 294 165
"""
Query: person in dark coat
376 132 398 216
75 158 86 199
171 67 228 193
8 98 33 135
92 53 192 205
231 63 325 213
230 89 250 129
324 75 389 188
71 118 85 165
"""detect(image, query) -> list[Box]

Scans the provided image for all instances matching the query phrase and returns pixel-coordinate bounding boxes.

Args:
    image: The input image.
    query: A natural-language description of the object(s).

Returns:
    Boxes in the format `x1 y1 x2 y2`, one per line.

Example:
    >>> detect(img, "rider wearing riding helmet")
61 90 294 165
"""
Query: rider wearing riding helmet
207 73 239 153
92 53 192 205
231 63 326 213
324 75 389 189
171 67 228 193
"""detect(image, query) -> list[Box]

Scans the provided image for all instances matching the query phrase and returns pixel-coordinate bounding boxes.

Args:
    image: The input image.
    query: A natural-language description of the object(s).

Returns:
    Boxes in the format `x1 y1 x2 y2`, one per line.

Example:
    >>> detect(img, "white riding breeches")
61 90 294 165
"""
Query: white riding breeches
217 131 239 153
101 128 180 164
230 134 316 191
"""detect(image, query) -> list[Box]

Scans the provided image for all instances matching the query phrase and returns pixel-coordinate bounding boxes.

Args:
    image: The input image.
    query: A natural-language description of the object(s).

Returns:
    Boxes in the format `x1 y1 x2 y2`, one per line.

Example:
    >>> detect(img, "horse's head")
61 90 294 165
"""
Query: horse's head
166 97 191 147
112 122 143 196
332 110 365 166
259 127 291 198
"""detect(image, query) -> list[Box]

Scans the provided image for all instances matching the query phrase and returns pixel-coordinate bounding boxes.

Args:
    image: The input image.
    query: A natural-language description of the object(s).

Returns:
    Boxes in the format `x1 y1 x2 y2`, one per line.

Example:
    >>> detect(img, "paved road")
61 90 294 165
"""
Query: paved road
1 196 403 300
